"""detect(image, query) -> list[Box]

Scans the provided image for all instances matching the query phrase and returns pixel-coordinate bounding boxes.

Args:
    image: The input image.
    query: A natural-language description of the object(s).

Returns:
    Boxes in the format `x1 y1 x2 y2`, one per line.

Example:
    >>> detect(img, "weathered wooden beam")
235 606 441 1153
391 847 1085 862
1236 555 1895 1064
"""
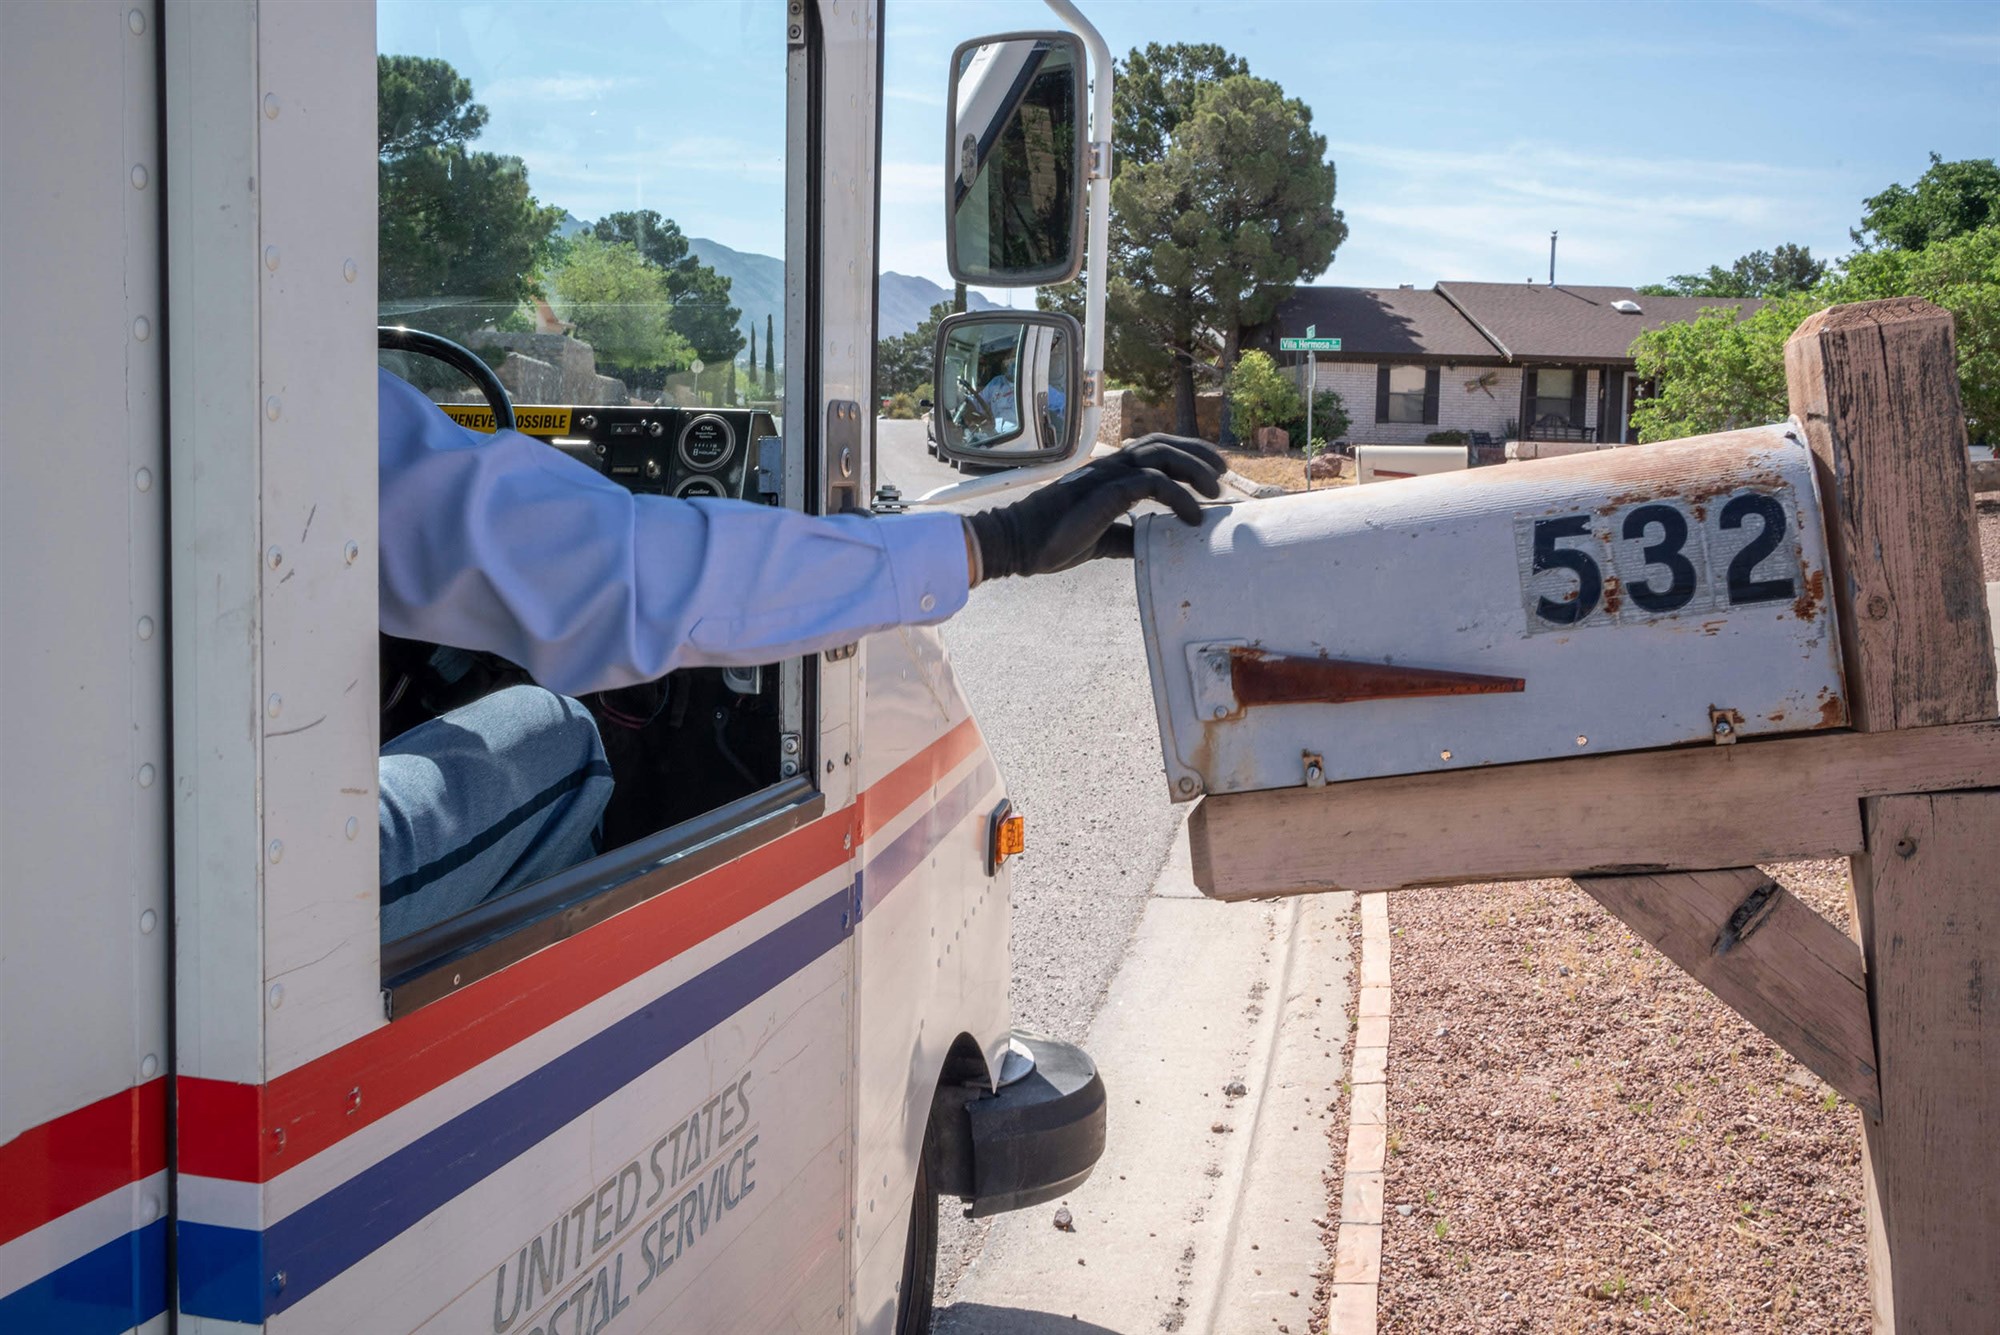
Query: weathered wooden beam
1787 298 1999 1331
1850 794 2000 1322
1575 867 1879 1119
1186 718 2000 901
1791 298 1995 731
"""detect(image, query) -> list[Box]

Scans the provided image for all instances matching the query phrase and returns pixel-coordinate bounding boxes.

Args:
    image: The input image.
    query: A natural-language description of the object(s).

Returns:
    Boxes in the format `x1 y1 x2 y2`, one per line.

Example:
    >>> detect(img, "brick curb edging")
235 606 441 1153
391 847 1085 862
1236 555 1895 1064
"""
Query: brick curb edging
1330 891 1391 1332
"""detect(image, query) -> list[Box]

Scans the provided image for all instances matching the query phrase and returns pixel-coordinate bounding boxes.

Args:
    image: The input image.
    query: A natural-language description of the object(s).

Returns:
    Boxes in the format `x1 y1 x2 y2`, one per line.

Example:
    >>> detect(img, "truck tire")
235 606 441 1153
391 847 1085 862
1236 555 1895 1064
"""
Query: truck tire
895 1118 941 1334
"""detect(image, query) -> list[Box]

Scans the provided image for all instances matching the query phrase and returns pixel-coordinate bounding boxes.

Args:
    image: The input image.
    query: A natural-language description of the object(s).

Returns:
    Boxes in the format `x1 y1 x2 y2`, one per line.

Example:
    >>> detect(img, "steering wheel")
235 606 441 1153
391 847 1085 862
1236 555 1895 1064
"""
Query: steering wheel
955 372 994 428
378 325 516 432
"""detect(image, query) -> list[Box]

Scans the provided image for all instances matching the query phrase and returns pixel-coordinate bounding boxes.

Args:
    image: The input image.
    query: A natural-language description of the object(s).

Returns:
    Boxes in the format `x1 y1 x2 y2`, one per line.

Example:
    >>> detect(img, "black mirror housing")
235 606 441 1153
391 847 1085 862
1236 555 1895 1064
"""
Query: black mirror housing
945 32 1087 288
931 311 1082 468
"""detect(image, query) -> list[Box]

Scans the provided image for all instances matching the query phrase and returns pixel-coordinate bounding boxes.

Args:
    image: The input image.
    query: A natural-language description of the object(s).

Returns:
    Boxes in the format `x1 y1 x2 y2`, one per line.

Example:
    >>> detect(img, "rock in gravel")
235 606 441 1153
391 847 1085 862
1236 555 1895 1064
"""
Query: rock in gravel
1052 1206 1074 1232
1396 1204 1414 1217
1224 1079 1248 1098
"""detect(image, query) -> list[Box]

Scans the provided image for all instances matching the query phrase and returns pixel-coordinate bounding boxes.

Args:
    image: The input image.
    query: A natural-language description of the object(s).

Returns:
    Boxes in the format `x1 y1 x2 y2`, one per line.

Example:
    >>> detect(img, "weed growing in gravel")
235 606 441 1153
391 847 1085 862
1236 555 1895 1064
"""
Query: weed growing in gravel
1432 1217 1450 1241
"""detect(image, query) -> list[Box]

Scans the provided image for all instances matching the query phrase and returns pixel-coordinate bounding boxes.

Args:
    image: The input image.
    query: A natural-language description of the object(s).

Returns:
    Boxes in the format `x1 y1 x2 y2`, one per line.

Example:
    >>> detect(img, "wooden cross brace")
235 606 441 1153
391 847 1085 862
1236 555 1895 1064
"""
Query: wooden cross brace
1187 300 1998 1330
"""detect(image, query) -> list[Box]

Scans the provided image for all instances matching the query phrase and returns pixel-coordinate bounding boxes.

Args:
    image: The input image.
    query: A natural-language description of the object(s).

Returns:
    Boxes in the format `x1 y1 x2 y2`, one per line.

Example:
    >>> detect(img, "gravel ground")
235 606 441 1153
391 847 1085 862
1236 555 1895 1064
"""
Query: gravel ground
1219 446 1352 494
1365 862 1868 1333
1976 497 2000 579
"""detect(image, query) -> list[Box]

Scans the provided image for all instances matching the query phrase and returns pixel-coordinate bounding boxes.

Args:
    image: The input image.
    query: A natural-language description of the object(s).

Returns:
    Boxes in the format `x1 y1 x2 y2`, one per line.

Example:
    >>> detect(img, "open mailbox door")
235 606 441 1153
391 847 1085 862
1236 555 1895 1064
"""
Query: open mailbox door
1134 424 1848 804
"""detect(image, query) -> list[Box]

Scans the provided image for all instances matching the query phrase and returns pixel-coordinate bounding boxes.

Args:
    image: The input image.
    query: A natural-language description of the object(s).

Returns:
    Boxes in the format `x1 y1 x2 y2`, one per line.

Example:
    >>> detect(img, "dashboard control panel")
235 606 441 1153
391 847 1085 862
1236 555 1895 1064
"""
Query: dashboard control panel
437 402 779 502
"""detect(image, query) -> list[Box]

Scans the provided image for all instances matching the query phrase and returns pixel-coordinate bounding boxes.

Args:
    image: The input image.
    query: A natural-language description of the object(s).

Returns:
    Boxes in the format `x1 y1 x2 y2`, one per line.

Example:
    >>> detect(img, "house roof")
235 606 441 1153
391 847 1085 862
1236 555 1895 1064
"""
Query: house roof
1250 282 1763 366
1435 283 1763 364
1261 286 1501 361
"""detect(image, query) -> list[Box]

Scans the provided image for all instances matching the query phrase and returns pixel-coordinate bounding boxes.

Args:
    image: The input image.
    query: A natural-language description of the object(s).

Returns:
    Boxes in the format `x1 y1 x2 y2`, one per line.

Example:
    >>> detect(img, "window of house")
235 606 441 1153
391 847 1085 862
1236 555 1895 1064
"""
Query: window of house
1377 364 1437 424
1532 368 1580 426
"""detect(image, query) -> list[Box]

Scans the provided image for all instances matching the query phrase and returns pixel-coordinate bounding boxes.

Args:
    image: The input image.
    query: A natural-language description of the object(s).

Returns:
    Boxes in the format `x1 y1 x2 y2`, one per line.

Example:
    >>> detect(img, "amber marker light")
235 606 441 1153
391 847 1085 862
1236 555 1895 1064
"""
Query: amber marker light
986 801 1025 876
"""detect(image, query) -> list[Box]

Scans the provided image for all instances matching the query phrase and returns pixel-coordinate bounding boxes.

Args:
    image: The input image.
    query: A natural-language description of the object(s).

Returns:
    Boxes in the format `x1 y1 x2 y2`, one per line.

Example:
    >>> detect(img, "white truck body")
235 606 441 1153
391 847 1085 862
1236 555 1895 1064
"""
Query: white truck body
0 3 1102 1332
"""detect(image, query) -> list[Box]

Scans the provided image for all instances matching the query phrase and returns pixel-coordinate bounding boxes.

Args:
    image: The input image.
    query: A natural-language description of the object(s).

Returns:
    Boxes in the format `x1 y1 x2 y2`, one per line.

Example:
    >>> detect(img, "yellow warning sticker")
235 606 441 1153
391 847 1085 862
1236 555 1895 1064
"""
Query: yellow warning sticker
439 404 573 436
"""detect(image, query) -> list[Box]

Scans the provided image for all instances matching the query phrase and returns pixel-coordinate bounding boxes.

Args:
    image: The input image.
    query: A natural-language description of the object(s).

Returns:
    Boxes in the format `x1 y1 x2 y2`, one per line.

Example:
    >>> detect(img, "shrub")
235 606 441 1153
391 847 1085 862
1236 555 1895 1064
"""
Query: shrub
1226 350 1303 434
1281 389 1348 446
882 390 922 420
1424 429 1468 444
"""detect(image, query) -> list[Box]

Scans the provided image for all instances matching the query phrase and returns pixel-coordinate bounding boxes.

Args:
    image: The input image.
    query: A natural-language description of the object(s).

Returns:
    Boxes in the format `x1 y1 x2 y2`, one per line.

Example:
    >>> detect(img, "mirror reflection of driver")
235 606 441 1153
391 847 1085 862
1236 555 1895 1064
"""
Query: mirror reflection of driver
978 348 1019 437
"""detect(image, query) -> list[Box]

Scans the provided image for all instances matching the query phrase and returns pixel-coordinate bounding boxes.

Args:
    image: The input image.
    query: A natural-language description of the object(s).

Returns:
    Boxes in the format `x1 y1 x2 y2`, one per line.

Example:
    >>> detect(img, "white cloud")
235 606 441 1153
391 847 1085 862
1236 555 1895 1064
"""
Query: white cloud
483 74 636 103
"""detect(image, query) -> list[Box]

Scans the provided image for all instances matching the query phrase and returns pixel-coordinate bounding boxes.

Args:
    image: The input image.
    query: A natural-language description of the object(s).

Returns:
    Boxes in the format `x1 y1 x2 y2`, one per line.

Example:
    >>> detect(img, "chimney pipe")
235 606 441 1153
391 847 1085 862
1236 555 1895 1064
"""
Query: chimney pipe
1549 231 1558 286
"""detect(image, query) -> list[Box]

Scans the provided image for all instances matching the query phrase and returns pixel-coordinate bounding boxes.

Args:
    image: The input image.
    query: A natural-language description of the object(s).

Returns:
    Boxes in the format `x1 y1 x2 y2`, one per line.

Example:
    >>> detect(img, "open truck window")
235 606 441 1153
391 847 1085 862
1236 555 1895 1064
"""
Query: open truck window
374 0 805 1008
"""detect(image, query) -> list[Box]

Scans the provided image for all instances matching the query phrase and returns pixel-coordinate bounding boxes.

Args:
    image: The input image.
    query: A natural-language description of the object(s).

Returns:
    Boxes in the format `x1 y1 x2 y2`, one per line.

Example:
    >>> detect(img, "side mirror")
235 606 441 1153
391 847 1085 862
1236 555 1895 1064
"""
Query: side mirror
932 311 1082 467
946 32 1086 287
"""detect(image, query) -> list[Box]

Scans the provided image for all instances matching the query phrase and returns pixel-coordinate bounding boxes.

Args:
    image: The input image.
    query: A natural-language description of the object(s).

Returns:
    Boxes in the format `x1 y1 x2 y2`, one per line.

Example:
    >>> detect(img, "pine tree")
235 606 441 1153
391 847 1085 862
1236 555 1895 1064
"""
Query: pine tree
764 312 775 392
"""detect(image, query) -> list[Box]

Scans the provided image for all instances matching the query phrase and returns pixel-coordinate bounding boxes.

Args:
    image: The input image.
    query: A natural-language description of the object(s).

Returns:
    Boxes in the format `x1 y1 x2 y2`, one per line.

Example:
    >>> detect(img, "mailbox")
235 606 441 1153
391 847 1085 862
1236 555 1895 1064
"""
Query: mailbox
1134 423 1847 800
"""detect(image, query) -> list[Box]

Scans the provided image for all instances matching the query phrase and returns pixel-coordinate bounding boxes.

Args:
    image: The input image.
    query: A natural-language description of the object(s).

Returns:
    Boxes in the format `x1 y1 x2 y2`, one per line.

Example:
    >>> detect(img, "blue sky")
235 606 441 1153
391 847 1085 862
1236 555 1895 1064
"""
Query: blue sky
382 0 1997 294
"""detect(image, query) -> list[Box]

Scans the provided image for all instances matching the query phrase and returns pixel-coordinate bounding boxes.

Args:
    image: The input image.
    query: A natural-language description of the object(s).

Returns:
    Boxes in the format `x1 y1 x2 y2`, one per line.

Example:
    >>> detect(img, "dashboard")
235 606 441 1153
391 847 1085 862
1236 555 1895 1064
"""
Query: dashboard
436 402 781 502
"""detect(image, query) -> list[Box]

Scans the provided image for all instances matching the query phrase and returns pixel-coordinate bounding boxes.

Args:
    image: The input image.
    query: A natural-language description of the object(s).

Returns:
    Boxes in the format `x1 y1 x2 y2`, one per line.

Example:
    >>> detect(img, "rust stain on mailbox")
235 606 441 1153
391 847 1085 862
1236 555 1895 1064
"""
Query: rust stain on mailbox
1228 648 1525 711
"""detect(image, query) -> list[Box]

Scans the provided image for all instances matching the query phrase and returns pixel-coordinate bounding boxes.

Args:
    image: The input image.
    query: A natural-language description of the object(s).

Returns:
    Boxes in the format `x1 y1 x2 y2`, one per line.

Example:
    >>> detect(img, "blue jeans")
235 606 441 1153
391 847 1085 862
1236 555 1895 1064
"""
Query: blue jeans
380 685 614 940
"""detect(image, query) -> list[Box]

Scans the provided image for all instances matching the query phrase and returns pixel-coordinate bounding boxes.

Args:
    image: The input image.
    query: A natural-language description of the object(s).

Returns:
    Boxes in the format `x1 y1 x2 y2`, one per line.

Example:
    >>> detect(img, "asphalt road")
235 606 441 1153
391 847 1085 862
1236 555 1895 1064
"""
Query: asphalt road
874 418 1189 1305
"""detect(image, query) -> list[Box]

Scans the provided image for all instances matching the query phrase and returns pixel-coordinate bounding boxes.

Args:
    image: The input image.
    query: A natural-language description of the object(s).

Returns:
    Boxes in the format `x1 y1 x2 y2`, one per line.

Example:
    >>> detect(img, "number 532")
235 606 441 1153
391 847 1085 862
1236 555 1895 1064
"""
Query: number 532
1515 489 1801 633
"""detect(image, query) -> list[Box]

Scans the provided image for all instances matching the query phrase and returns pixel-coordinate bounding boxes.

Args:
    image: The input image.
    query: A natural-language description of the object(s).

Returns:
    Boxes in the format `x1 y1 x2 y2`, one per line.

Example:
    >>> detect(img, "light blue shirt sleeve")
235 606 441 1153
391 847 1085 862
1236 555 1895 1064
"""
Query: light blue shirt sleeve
377 368 969 697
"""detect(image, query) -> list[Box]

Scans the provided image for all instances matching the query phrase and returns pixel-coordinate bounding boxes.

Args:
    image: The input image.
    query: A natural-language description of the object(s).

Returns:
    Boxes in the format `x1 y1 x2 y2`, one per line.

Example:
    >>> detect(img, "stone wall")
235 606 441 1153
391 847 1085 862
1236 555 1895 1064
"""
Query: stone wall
473 331 634 406
1097 389 1224 445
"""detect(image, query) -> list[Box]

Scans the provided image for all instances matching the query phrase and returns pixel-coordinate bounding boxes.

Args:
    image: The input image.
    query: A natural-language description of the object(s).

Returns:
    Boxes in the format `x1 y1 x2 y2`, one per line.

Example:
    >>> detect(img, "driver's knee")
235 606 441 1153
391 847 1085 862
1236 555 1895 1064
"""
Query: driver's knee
379 685 613 939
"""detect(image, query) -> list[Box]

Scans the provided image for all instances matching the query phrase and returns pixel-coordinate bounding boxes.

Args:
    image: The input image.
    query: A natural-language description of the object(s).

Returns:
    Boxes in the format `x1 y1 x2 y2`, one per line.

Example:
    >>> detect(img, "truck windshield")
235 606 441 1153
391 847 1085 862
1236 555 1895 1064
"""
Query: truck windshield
375 0 785 420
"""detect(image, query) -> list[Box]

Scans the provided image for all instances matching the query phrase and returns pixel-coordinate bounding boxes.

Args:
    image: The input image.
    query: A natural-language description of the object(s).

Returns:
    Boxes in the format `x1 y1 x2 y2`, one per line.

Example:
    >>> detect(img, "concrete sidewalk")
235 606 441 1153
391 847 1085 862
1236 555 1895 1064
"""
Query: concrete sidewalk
937 822 1354 1335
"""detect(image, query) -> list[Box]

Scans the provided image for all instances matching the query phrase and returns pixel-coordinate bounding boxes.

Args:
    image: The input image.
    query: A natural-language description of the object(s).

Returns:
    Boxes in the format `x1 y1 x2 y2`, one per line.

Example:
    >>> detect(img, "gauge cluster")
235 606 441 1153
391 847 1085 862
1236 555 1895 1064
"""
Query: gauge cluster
439 402 778 502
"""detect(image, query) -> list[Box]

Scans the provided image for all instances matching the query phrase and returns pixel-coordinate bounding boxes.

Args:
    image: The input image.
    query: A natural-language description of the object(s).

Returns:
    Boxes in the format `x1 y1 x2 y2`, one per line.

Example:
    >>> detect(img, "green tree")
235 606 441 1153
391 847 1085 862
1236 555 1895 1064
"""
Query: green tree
1039 43 1255 404
1113 43 1250 173
1631 224 2000 444
765 312 776 392
589 210 746 369
377 56 561 341
1854 153 2000 252
378 55 488 155
1639 243 1827 298
1629 293 1822 441
545 235 694 376
875 301 954 399
1113 73 1346 436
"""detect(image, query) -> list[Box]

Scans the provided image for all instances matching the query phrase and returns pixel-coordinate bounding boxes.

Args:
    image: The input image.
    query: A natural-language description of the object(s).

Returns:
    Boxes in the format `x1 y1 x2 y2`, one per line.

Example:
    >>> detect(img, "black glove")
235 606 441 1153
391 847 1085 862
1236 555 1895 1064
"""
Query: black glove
964 434 1225 581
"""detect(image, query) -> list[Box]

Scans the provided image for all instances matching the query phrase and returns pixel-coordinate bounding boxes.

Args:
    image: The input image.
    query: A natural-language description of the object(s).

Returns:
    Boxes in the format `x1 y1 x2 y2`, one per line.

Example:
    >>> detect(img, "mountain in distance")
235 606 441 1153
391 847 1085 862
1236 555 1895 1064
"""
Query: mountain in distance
687 237 999 348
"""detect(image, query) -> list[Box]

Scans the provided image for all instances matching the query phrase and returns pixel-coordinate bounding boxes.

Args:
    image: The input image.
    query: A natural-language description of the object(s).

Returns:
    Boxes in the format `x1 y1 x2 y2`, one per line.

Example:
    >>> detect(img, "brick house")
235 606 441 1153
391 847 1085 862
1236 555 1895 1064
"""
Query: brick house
1244 283 1760 446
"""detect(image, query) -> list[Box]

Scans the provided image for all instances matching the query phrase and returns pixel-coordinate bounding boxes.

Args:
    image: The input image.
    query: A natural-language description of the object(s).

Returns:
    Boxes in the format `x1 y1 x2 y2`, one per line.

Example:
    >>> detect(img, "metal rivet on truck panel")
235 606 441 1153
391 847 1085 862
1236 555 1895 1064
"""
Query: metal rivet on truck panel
138 764 155 788
140 1054 158 1079
131 165 148 190
264 246 279 272
268 839 283 863
139 909 157 935
346 817 359 840
128 9 145 33
266 546 282 569
137 616 154 640
132 317 150 341
263 93 279 119
268 983 284 1009
134 467 152 492
267 694 282 718
265 396 281 421
343 259 358 284
345 540 360 565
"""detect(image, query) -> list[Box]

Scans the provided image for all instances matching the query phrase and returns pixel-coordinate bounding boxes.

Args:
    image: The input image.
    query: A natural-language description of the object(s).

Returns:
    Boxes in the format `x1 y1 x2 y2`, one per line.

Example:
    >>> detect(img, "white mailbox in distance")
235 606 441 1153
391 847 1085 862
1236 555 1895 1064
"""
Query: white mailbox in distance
1135 424 1847 801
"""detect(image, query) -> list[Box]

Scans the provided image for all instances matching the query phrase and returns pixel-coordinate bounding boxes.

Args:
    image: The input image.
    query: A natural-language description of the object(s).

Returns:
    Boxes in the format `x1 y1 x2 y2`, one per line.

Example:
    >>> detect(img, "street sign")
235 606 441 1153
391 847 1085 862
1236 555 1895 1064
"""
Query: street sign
1279 337 1341 351
1305 324 1316 337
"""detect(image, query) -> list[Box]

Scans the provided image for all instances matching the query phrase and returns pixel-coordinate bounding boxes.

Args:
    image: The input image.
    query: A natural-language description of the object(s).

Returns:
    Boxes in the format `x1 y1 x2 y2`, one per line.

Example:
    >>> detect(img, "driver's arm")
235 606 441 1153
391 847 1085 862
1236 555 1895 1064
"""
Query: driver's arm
377 369 969 696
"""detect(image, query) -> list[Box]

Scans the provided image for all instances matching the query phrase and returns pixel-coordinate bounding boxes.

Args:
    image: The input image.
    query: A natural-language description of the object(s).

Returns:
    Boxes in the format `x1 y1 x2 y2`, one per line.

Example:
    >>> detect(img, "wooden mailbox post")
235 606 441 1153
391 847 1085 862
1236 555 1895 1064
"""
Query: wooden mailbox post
1182 299 1997 1330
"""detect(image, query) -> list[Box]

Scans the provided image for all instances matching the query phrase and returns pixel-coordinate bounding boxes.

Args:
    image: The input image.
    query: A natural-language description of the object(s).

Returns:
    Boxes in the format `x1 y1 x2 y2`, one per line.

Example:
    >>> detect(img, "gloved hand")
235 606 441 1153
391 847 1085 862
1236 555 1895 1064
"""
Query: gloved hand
963 434 1225 582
